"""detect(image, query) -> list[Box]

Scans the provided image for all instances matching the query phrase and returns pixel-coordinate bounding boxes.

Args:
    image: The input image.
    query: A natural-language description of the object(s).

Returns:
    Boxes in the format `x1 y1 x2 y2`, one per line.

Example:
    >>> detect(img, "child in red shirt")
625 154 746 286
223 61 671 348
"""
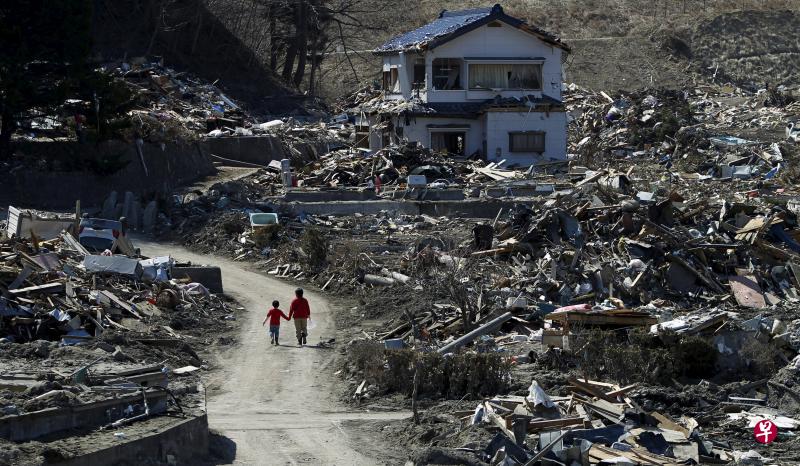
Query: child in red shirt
262 300 289 345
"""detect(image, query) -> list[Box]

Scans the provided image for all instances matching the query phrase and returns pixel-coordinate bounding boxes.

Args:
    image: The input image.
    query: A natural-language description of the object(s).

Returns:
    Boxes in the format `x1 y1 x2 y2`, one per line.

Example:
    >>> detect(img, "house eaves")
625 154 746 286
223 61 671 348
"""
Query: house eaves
374 4 570 56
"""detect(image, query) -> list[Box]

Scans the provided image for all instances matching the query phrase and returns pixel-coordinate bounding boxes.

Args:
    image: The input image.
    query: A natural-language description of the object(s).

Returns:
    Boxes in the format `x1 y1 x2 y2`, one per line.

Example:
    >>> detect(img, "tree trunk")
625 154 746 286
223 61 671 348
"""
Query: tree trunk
0 108 15 161
268 2 280 72
292 1 309 87
281 36 298 82
145 0 164 57
308 41 320 95
281 1 301 82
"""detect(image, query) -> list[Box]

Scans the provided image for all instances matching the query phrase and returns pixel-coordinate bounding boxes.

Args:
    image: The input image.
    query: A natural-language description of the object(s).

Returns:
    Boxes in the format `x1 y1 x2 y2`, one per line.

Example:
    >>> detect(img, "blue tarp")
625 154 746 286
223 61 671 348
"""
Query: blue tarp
0 300 32 317
61 329 91 346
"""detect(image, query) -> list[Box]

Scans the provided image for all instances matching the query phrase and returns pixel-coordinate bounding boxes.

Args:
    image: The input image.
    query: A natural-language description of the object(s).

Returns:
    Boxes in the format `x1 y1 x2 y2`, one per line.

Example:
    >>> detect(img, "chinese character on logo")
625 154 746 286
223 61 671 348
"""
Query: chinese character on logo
753 419 778 444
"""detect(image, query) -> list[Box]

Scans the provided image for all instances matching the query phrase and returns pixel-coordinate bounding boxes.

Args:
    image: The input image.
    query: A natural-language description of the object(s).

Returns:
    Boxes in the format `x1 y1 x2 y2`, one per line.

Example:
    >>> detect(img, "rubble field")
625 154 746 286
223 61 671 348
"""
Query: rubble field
4 5 800 466
152 77 800 465
0 225 242 465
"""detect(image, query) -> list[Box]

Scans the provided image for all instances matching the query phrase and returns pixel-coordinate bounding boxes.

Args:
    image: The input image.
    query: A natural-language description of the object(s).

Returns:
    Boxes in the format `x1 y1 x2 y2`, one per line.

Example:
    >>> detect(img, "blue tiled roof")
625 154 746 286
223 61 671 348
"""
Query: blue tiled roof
375 7 494 53
374 4 569 54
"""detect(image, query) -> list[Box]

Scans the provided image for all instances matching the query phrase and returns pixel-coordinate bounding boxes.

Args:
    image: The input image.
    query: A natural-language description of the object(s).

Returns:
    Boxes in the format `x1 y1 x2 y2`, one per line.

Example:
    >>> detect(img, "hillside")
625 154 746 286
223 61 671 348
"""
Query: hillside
315 0 800 99
88 0 800 108
91 0 300 114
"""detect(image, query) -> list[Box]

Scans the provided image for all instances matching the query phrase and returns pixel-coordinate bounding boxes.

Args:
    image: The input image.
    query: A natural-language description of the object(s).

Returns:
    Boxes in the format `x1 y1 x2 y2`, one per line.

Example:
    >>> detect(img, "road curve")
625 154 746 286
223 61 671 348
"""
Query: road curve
135 239 407 465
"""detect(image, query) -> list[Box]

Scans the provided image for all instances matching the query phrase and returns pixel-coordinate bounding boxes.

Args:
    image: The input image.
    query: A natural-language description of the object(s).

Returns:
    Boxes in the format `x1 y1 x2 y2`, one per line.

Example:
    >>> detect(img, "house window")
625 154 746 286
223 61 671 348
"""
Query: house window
509 131 545 153
413 63 426 88
382 67 400 92
431 131 466 156
432 58 461 90
469 64 542 90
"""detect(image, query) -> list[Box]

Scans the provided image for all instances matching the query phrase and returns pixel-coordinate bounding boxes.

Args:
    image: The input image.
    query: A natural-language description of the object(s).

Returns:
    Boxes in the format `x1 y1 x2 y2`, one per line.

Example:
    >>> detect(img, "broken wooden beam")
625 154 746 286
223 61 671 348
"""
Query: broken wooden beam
437 312 512 354
8 282 64 296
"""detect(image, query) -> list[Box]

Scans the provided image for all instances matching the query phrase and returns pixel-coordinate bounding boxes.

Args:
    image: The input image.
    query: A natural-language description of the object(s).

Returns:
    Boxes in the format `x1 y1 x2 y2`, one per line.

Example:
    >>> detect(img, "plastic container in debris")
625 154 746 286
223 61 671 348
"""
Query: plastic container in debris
506 297 527 310
249 213 278 227
383 338 404 350
407 175 427 188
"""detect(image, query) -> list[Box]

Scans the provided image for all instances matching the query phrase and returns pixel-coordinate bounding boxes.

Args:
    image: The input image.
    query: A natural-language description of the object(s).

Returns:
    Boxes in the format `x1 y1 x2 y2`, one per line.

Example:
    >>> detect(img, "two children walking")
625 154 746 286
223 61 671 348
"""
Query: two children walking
261 288 312 346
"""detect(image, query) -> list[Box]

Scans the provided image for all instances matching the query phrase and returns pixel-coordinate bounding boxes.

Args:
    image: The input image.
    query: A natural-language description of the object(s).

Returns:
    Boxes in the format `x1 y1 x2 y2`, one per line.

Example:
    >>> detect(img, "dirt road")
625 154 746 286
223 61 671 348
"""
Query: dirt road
137 239 407 465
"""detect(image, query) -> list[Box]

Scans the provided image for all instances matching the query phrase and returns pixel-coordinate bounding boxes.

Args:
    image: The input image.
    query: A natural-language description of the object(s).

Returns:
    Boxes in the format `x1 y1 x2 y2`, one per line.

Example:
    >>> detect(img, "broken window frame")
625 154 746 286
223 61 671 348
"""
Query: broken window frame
382 67 400 93
413 60 426 87
430 129 467 156
432 58 462 90
468 63 543 90
509 131 545 153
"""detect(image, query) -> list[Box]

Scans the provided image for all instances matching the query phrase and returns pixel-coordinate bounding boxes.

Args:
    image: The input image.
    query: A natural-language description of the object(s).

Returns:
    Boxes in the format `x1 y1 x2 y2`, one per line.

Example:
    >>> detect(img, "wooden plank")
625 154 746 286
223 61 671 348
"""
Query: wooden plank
590 398 625 416
591 444 682 466
569 378 629 403
576 170 606 187
485 404 515 439
470 247 513 257
61 232 90 256
650 411 689 437
99 290 142 319
605 383 638 398
583 404 623 424
321 275 336 291
526 416 586 433
9 282 63 295
548 312 657 327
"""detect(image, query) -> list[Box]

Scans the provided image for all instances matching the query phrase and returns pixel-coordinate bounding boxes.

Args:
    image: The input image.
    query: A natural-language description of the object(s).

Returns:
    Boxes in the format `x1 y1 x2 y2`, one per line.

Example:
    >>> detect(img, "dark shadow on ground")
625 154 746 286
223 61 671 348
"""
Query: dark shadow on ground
202 431 237 465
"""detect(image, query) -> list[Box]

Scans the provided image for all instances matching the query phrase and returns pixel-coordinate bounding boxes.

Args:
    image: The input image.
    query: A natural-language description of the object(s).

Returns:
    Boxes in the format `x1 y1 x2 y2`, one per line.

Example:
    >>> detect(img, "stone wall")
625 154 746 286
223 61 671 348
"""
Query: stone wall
0 140 216 209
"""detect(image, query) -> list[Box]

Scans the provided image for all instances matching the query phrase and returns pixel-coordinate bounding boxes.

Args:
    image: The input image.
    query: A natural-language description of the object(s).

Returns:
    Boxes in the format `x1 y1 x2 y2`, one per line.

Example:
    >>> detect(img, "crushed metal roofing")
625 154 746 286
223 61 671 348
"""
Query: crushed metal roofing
353 94 565 118
414 95 565 117
374 4 570 54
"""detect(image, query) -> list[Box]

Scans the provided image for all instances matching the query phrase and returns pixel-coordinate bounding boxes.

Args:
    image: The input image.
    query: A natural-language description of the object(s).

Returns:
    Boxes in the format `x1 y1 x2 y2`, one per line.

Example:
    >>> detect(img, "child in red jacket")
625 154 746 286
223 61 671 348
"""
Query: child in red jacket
262 300 289 345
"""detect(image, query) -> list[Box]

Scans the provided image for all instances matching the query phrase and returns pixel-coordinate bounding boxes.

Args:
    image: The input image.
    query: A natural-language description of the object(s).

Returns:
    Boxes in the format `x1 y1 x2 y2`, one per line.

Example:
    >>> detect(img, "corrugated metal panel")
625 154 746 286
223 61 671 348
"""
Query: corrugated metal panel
7 206 21 238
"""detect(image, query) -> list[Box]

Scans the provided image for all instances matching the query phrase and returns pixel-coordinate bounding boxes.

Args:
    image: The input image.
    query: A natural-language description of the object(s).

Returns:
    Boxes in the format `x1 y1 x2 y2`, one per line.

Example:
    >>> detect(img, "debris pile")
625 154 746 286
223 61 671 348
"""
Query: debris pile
105 57 248 142
565 84 800 179
385 374 800 465
142 78 800 464
0 217 238 463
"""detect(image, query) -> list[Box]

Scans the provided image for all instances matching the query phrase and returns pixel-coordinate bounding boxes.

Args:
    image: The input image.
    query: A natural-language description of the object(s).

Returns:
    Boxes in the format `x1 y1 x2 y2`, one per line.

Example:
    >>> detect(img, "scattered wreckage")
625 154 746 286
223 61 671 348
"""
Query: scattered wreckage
0 208 235 464
145 79 800 465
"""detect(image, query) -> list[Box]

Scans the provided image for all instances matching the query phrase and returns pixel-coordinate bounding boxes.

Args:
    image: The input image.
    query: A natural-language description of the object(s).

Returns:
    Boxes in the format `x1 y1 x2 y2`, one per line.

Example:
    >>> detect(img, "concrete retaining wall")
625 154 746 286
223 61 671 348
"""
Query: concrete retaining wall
278 198 521 218
206 135 335 166
0 140 215 209
51 414 209 466
0 390 167 441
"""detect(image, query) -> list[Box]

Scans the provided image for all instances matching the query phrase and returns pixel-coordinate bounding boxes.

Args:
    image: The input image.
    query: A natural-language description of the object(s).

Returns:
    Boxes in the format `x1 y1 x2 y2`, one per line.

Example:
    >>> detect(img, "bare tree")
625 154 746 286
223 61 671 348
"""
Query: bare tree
434 258 483 334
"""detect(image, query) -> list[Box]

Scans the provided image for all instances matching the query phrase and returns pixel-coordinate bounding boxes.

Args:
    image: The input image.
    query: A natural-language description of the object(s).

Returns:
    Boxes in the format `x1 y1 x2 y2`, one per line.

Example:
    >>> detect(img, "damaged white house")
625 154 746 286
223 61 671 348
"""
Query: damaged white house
358 4 571 165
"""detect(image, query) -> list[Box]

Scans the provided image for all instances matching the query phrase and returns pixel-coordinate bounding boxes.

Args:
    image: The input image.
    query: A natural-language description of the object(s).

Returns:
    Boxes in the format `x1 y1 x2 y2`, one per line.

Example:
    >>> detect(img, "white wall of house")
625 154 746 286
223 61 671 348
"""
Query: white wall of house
381 54 408 100
485 111 567 164
381 22 565 104
373 17 568 163
400 117 484 156
369 111 567 163
425 22 564 103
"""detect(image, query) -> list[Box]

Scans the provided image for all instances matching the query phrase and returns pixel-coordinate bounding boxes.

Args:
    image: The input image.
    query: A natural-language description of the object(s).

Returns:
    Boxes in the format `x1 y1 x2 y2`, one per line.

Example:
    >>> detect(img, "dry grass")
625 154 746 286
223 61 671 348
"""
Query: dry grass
575 328 718 384
198 0 800 101
347 342 511 398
